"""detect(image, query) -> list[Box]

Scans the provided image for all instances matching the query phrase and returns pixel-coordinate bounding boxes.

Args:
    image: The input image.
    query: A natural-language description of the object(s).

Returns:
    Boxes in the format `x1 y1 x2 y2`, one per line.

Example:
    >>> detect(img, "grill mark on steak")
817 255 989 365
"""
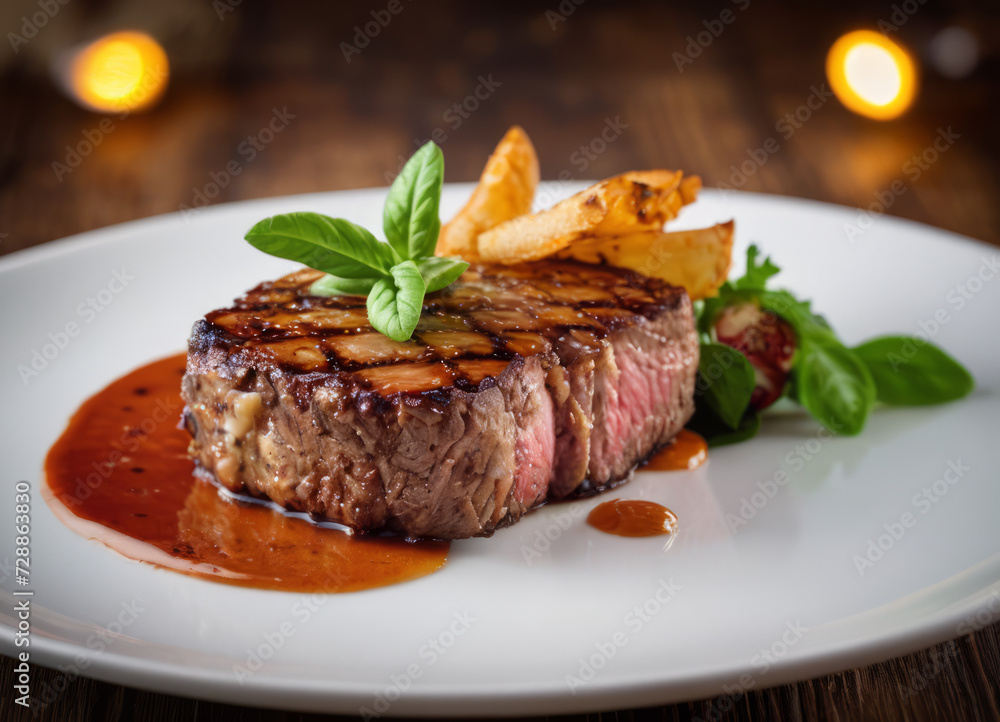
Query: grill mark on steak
183 260 698 539
202 263 677 385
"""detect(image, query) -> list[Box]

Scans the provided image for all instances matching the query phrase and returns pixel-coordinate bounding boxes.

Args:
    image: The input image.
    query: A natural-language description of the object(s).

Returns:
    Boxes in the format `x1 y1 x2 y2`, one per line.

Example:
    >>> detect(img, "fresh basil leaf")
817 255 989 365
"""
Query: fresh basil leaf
692 299 706 323
795 338 875 435
246 212 398 279
698 246 782 333
853 336 974 405
702 271 876 436
753 289 876 434
733 244 781 291
383 141 444 261
686 404 761 447
696 343 756 429
756 290 822 337
366 261 426 342
309 274 378 297
417 256 469 293
696 297 717 335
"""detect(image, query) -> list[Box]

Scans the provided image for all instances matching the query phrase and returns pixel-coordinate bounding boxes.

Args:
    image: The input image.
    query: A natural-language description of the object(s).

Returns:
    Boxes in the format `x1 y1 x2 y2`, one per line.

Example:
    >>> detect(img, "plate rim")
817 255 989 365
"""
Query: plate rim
4 558 998 716
1 186 997 273
2 186 997 716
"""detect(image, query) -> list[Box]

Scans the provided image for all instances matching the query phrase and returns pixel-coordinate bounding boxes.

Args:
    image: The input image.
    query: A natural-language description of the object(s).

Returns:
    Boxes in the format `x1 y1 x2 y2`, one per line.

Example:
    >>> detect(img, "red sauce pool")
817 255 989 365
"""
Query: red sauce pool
43 353 449 593
586 498 678 537
641 429 707 471
588 430 701 538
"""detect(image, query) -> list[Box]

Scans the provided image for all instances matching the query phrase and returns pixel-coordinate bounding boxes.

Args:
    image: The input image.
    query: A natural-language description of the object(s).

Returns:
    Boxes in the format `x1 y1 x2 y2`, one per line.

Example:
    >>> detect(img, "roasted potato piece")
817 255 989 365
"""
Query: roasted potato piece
436 125 539 260
477 171 701 264
554 221 734 300
438 126 730 299
678 174 701 205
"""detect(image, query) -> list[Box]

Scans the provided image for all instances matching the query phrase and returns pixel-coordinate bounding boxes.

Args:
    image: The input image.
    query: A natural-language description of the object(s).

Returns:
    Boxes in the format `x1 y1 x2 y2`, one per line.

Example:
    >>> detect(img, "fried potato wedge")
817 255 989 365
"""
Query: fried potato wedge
436 125 539 260
476 171 701 264
554 221 734 300
437 125 731 299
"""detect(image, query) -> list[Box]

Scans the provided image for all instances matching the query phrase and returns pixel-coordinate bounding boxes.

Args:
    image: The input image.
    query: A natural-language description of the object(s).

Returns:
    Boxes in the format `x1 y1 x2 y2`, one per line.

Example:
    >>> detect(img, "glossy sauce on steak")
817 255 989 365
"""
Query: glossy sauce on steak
182 260 699 539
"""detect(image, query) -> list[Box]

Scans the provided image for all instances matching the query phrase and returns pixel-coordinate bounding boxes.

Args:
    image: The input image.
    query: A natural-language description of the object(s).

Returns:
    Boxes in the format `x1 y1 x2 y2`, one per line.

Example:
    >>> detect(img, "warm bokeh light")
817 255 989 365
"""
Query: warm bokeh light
826 30 917 121
67 31 169 114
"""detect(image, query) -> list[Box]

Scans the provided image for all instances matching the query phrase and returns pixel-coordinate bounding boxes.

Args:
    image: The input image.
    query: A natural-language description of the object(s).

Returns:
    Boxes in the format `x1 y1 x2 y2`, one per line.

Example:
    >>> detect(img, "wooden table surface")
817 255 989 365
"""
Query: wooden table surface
2 1 998 720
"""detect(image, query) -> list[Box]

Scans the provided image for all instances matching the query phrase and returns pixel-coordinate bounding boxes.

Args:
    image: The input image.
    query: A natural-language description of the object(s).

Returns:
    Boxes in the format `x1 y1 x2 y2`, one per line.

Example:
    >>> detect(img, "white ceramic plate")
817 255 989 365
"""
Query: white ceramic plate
1 186 998 717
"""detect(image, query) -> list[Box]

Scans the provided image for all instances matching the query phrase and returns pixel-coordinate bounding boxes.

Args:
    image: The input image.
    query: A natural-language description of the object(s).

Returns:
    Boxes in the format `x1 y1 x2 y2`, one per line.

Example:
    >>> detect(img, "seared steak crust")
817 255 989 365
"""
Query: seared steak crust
182 260 698 539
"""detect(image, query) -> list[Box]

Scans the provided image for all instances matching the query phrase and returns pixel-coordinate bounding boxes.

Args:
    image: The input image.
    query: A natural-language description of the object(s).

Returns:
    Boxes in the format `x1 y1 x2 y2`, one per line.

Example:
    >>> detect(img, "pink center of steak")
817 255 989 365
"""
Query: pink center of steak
183 261 698 538
513 386 555 509
589 324 696 482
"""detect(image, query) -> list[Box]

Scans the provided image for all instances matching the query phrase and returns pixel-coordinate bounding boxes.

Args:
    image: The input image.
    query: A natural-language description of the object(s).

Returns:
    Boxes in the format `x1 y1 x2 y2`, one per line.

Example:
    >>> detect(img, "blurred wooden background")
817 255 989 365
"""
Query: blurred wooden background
1 0 999 720
1 0 998 253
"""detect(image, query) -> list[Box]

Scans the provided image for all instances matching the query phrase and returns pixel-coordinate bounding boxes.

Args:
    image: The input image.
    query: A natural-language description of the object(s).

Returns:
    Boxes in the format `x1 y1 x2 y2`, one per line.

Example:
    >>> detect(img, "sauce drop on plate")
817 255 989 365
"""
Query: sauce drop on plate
586 499 678 537
641 429 707 471
43 353 449 593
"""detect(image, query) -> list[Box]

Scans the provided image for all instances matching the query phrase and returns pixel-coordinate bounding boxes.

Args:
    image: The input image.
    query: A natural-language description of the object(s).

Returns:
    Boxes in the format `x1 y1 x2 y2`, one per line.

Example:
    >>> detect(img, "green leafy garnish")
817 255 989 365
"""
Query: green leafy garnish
731 244 780 291
383 141 444 261
754 289 875 435
308 275 378 297
853 336 974 405
367 261 426 342
415 255 471 293
692 245 974 443
245 213 396 279
794 337 874 435
244 141 468 342
686 404 761 447
688 342 760 447
695 342 756 430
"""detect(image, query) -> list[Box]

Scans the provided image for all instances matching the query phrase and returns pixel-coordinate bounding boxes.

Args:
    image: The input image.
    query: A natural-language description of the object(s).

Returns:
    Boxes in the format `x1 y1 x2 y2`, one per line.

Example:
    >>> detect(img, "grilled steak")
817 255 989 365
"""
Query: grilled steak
182 260 699 539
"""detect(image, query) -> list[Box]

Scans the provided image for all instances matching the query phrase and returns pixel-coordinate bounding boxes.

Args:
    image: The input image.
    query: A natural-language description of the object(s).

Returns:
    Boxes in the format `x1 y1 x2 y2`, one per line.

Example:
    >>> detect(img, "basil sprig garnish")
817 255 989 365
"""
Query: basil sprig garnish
695 342 756 430
244 141 468 342
691 245 974 445
852 336 974 406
